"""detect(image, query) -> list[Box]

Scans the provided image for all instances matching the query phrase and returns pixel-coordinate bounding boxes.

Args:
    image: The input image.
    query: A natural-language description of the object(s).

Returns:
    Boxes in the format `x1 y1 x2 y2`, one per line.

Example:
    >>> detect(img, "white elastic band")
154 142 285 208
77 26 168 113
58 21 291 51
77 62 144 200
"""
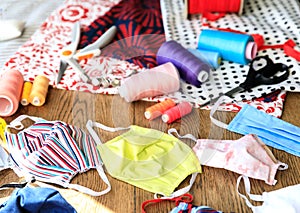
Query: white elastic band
155 172 198 199
168 128 198 143
86 120 129 145
7 115 44 130
236 175 264 209
209 96 231 129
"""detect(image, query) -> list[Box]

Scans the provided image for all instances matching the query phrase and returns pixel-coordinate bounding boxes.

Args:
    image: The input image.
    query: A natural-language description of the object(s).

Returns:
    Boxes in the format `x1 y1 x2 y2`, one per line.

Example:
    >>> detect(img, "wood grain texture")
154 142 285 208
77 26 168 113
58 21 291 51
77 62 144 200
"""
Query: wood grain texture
1 88 300 213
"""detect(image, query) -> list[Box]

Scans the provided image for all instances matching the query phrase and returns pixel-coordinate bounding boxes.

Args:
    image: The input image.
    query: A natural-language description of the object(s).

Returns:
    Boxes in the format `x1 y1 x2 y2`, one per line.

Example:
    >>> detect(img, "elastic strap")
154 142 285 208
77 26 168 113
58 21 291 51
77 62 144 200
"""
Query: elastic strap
86 120 130 145
7 114 44 130
168 128 198 143
278 162 289 170
153 172 198 199
236 175 264 209
209 96 232 129
30 166 111 197
170 173 198 198
142 193 193 213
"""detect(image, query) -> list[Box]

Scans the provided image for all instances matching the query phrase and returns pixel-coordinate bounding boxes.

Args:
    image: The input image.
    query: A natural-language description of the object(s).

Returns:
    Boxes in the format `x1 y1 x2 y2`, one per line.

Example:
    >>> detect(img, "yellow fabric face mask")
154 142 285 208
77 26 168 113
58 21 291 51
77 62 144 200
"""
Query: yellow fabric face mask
86 121 202 198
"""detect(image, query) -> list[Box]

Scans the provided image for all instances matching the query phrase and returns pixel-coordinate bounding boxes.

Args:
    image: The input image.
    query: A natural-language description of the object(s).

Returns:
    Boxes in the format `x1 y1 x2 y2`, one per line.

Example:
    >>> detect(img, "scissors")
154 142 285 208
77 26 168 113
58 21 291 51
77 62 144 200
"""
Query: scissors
201 55 290 107
56 22 117 85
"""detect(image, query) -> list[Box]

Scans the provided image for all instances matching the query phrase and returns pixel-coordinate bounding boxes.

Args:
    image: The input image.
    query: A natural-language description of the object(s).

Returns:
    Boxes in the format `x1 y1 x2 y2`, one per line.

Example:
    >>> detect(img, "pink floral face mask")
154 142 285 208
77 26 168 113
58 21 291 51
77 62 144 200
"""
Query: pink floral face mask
168 129 288 185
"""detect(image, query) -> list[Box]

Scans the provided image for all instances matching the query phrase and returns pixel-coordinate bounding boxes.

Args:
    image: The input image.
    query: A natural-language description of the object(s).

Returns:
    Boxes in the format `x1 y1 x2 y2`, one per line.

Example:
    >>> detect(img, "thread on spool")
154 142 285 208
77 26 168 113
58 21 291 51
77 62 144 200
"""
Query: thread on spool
20 82 33 106
144 99 176 120
156 40 211 87
185 0 244 16
188 48 222 69
119 62 180 102
198 29 257 65
29 75 50 106
0 70 24 117
162 102 192 124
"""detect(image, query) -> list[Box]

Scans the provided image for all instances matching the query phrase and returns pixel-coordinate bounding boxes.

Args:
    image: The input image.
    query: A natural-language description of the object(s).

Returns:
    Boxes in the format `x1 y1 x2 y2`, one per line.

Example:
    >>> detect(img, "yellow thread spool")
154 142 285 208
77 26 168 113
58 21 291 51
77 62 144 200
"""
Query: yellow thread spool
20 81 33 106
29 75 50 106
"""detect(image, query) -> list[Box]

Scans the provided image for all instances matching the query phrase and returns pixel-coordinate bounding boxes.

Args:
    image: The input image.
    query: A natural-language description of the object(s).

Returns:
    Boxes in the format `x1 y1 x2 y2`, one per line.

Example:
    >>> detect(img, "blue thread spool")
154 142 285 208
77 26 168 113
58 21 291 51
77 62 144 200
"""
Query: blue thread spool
188 48 221 69
197 29 257 65
156 40 211 87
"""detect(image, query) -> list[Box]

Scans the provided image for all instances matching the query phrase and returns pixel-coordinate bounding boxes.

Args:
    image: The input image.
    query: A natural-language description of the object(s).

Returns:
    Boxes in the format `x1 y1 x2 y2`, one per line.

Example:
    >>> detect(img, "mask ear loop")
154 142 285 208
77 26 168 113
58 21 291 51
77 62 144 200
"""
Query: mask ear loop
209 95 246 129
86 120 130 145
168 128 198 142
236 175 265 210
7 114 44 130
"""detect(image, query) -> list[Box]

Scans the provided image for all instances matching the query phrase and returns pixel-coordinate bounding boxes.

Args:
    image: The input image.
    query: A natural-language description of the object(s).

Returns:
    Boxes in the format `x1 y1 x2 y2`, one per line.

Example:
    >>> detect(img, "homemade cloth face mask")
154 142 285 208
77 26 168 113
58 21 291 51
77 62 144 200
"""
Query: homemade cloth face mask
237 175 300 213
168 129 287 185
210 96 300 157
5 115 111 196
86 121 202 198
0 186 76 213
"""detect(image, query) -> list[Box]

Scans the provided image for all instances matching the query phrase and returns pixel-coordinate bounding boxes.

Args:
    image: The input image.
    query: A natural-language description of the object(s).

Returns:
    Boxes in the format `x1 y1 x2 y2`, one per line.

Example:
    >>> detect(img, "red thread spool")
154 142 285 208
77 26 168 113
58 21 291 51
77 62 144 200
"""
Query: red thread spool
162 102 192 124
185 0 245 16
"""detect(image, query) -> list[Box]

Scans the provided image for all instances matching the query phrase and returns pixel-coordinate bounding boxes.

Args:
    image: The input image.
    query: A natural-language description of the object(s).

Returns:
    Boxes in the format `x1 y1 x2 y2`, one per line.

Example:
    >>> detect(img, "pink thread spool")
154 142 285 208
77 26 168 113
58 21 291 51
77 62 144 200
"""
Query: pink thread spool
0 70 24 117
162 102 192 124
119 62 180 102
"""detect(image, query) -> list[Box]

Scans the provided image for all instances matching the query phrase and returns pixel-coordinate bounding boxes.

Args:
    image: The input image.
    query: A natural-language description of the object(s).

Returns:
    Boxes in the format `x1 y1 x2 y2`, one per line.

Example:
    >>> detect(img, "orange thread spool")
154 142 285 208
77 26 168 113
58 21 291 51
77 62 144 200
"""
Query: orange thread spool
162 102 192 124
29 75 50 106
144 99 176 120
20 82 33 106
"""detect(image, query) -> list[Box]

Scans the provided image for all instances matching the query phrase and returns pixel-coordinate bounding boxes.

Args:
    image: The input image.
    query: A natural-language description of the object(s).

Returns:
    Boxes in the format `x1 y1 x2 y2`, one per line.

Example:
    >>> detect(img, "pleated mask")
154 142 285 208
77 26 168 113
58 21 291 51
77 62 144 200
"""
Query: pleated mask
5 115 111 196
86 120 202 198
210 96 300 157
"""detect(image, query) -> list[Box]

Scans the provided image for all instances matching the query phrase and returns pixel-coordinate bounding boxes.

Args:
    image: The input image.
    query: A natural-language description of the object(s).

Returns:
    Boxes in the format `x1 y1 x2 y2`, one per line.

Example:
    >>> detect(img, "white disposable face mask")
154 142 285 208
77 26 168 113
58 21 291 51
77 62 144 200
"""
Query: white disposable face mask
237 175 300 213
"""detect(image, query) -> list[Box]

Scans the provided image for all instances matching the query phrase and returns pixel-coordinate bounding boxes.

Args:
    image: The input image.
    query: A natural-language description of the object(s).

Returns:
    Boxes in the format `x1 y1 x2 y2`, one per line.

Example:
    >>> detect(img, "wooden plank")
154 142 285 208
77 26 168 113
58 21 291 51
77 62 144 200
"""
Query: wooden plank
0 89 300 213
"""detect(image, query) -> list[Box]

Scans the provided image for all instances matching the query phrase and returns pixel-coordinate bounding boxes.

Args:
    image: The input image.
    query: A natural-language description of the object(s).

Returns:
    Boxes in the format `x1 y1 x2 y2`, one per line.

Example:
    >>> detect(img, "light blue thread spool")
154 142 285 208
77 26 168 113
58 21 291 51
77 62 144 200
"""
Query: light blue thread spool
188 48 222 69
197 29 257 65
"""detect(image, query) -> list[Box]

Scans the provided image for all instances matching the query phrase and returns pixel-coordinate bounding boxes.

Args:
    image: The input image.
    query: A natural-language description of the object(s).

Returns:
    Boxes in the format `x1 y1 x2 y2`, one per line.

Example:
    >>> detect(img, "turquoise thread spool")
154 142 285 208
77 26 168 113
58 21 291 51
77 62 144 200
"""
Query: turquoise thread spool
197 29 257 65
188 48 222 69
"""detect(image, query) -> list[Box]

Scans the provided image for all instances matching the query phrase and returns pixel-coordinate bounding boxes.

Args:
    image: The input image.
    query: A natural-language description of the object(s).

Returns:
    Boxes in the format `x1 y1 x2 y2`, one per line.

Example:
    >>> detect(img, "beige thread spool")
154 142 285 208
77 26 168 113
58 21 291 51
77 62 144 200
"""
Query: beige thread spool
20 82 33 106
29 75 50 106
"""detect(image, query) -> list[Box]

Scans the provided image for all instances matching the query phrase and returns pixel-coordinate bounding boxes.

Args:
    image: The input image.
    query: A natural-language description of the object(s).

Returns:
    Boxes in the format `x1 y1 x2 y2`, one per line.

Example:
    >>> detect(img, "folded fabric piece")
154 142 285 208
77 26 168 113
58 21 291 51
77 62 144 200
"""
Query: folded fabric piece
0 187 77 213
0 20 25 41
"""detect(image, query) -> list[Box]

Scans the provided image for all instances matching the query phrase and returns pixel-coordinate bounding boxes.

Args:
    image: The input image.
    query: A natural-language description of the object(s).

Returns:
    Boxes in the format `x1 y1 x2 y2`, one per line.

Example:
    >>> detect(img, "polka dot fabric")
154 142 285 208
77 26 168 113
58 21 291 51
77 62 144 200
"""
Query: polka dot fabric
160 0 300 105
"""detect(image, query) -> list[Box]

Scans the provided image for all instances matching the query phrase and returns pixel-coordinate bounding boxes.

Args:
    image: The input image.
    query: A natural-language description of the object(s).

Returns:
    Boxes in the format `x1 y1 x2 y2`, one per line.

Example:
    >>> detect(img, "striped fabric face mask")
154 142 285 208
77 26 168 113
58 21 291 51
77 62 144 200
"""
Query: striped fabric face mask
5 115 111 196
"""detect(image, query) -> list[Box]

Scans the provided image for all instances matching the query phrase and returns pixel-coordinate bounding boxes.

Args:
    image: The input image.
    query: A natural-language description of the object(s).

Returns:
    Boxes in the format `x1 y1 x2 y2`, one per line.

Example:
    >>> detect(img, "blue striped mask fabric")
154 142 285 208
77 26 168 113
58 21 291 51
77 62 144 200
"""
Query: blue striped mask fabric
5 115 111 196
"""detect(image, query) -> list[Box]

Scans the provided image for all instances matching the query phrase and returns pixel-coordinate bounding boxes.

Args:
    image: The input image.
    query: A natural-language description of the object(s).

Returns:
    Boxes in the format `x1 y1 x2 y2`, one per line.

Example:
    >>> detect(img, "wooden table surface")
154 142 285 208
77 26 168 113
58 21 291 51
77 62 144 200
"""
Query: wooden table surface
1 88 300 213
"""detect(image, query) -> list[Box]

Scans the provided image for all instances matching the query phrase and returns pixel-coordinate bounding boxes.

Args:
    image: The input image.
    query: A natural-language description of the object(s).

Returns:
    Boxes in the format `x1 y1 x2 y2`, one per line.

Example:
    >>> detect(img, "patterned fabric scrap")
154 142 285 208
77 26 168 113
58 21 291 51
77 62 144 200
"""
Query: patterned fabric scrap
79 0 165 68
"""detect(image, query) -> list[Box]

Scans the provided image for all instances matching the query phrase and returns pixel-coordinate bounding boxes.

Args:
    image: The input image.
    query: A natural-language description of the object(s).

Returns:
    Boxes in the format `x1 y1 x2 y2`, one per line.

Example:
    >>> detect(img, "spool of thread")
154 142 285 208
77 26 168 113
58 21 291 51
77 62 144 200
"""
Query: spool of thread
162 102 192 124
188 48 222 69
156 40 211 87
185 0 245 15
119 62 180 102
198 29 257 65
0 70 24 117
20 82 33 106
144 99 176 120
29 75 50 106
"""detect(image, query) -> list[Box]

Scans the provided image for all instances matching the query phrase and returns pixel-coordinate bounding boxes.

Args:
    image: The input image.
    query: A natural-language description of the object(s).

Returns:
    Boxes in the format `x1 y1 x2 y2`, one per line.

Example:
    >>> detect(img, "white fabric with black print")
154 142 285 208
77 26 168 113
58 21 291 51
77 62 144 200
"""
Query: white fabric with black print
160 0 300 105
